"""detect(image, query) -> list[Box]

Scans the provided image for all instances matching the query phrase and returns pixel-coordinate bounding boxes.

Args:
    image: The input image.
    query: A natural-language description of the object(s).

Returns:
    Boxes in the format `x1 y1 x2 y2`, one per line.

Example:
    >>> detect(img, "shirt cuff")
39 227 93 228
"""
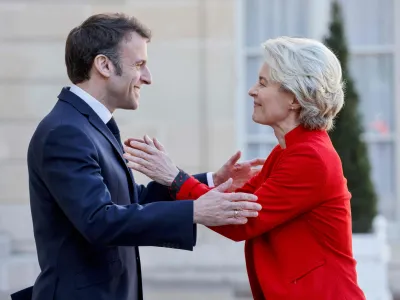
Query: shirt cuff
169 169 191 199
206 172 215 188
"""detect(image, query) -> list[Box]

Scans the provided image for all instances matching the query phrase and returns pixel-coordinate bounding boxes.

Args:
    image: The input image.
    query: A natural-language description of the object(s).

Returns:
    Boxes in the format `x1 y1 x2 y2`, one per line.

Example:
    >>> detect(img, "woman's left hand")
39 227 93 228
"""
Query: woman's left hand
123 135 179 186
213 151 265 192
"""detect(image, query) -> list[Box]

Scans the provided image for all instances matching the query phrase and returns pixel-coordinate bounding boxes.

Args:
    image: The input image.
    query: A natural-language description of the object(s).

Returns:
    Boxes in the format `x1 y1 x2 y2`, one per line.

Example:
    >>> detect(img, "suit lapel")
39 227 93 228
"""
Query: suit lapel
57 87 136 198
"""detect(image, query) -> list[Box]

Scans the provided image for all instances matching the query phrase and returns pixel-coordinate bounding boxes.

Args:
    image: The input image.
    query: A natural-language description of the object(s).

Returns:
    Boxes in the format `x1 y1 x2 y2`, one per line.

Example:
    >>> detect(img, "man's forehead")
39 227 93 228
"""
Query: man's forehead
120 32 148 60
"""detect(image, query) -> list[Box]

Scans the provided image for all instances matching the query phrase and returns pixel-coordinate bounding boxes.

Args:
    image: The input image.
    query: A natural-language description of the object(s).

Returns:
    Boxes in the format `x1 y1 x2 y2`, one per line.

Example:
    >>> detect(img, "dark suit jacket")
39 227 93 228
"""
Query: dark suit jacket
17 87 207 300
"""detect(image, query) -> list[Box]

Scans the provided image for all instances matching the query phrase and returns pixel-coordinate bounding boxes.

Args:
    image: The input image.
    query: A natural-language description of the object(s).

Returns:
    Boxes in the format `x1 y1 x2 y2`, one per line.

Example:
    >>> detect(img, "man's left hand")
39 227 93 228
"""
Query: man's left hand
213 151 264 192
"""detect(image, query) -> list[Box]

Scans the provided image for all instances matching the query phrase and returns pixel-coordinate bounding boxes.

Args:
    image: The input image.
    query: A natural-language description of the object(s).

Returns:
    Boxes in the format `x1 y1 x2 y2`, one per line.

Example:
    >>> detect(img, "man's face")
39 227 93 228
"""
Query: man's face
107 31 152 110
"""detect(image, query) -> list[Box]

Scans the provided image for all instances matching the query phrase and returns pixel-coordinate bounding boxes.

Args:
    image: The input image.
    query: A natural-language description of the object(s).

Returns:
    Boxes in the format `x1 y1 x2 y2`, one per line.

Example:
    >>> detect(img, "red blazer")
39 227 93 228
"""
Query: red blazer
177 126 366 300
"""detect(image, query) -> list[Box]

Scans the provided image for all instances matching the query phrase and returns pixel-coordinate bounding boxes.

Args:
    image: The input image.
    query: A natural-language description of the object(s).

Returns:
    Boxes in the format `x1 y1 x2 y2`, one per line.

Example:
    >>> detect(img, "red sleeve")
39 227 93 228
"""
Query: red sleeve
213 145 327 241
176 176 210 200
179 145 328 242
176 146 279 200
176 169 262 200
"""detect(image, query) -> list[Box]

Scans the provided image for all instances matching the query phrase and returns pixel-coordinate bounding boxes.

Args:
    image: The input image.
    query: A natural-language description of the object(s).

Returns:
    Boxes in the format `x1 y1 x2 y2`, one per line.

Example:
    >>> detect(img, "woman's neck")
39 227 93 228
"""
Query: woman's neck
272 121 300 149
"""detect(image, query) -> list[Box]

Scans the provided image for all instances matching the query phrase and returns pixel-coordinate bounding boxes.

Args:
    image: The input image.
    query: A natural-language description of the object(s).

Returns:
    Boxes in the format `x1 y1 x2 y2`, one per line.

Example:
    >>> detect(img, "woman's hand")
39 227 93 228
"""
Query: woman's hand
123 135 179 186
213 151 264 192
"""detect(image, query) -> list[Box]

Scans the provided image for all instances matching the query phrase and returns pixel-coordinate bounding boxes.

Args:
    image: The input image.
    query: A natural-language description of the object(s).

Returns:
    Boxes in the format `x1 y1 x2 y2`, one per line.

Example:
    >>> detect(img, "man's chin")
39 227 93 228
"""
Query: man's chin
132 98 140 110
127 98 139 110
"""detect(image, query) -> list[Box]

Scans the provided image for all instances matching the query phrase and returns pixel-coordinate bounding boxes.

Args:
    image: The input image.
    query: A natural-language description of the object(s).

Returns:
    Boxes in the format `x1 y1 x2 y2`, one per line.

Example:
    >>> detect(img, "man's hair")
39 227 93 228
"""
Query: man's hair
65 13 151 84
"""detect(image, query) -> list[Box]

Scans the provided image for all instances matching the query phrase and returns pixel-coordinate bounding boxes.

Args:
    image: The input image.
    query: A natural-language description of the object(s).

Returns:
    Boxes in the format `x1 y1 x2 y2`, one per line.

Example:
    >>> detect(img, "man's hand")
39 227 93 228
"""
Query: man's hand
194 178 262 226
123 135 179 186
213 151 265 192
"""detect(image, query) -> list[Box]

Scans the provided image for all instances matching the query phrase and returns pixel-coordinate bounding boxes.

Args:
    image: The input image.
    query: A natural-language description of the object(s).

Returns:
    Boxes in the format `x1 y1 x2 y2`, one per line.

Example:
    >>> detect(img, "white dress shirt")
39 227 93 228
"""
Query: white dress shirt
69 84 215 187
70 84 112 124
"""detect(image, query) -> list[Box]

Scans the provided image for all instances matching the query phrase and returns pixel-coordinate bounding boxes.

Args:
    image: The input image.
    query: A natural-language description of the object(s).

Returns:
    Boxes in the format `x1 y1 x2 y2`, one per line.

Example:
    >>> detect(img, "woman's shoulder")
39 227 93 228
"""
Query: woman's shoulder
280 141 330 173
287 130 335 156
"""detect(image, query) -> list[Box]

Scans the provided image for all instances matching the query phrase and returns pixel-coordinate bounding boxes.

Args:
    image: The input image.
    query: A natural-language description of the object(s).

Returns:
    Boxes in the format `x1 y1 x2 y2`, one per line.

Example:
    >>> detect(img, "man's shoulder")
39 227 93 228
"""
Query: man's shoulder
38 101 88 132
46 100 87 124
29 100 90 151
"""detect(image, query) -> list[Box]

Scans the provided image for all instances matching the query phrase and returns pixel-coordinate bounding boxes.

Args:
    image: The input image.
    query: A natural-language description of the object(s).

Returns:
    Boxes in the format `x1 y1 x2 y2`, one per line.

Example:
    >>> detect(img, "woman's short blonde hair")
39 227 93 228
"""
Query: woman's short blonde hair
262 36 344 131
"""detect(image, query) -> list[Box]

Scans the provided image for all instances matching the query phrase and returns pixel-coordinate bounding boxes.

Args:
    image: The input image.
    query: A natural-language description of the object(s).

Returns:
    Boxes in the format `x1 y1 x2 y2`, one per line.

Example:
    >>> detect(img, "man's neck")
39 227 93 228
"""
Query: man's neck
75 82 114 113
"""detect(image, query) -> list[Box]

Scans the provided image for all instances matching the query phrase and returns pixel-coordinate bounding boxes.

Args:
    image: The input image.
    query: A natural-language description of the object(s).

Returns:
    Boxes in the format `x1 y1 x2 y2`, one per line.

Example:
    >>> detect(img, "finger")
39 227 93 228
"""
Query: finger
123 146 151 160
227 151 241 166
129 140 157 154
153 138 166 152
249 158 265 167
225 217 248 225
234 210 259 218
123 153 152 168
227 192 258 202
126 161 151 175
124 138 145 147
144 135 155 147
214 178 233 192
232 201 262 212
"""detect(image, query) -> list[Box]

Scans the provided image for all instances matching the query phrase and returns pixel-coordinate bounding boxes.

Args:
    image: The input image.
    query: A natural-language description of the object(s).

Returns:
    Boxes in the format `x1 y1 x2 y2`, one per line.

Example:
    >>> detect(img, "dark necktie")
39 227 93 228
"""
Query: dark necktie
106 117 139 299
106 117 123 150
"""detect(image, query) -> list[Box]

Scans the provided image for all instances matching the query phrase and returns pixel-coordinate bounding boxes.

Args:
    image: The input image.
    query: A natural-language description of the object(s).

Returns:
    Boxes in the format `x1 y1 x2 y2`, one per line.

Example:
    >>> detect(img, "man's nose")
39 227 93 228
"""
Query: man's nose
141 66 152 85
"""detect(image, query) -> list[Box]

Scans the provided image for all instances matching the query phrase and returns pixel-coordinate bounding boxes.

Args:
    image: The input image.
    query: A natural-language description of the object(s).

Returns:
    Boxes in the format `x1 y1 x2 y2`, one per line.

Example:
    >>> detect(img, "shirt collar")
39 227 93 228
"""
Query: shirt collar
69 84 112 124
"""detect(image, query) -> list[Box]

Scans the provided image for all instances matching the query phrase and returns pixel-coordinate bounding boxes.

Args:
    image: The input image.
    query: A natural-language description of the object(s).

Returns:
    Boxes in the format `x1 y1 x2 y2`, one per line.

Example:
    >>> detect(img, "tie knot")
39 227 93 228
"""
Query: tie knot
106 117 119 135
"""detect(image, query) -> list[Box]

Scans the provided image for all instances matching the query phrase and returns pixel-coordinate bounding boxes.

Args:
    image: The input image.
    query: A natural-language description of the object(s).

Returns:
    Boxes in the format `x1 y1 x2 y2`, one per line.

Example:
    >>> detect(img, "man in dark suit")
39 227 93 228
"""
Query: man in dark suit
12 13 261 300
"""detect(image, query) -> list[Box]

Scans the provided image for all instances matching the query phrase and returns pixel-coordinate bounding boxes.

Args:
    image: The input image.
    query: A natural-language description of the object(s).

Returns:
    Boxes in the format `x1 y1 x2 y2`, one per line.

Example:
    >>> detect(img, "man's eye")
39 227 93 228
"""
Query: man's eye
135 62 143 69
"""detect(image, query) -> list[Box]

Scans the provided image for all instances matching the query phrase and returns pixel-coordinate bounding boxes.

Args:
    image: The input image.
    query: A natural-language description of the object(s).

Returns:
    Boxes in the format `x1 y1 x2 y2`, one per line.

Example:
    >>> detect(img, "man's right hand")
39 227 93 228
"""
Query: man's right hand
193 178 262 226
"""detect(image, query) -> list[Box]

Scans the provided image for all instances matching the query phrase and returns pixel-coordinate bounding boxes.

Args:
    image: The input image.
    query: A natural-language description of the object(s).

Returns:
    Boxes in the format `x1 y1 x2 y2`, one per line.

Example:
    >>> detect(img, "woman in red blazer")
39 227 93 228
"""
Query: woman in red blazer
124 37 366 300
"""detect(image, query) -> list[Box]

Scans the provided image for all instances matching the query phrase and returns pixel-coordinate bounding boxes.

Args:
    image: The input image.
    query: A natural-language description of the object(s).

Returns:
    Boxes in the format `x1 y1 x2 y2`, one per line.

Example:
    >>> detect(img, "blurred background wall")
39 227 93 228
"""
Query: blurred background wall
0 0 399 299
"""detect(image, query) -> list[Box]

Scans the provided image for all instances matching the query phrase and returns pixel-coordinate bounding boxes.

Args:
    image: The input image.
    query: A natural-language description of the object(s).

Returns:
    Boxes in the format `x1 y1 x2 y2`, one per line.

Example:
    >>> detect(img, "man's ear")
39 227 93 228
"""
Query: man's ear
93 54 112 78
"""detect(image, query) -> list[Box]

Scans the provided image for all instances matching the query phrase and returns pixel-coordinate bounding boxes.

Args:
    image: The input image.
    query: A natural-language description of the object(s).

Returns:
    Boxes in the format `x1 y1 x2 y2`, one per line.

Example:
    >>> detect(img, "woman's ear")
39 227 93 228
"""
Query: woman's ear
289 97 301 110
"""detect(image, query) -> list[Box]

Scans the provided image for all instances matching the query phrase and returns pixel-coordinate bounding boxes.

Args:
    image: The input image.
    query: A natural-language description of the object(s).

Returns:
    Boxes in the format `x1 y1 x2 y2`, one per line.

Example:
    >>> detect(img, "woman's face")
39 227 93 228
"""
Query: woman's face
248 63 296 126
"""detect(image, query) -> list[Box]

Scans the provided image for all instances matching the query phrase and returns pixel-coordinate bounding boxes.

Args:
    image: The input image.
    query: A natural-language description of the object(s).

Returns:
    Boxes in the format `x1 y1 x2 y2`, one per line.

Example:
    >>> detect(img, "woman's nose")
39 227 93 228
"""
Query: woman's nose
248 86 257 97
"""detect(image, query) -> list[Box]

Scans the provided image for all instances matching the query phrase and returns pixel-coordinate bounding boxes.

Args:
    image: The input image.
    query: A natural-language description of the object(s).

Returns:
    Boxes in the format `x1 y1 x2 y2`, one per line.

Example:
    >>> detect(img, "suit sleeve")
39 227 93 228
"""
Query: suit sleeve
177 145 327 241
41 125 195 250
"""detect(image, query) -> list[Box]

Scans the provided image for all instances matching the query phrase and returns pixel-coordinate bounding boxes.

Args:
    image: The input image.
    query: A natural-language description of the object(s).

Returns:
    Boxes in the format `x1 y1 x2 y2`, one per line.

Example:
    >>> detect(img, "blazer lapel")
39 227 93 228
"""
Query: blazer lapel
57 87 136 195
